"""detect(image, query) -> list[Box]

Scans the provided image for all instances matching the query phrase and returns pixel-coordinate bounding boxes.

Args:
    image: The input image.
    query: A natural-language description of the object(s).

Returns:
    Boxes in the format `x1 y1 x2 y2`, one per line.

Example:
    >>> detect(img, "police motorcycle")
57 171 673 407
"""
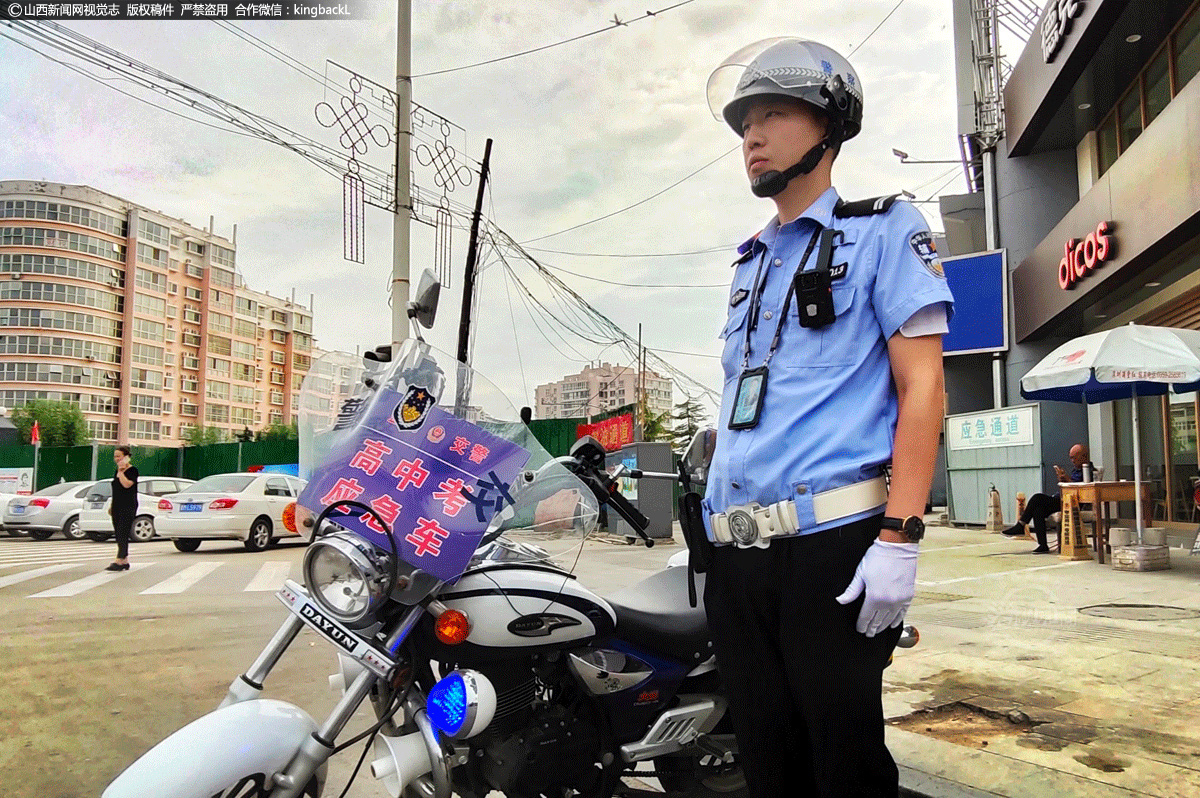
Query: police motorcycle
103 273 746 798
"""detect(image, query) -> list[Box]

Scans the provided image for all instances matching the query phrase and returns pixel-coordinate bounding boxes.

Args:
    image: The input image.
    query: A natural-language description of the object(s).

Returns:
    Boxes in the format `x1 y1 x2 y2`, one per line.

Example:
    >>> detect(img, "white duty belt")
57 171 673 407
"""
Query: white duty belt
709 476 888 547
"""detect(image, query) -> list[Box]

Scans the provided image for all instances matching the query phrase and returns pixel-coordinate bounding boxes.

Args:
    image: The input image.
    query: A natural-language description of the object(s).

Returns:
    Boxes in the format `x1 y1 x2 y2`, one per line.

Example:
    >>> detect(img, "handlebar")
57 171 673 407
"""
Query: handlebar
560 439 656 547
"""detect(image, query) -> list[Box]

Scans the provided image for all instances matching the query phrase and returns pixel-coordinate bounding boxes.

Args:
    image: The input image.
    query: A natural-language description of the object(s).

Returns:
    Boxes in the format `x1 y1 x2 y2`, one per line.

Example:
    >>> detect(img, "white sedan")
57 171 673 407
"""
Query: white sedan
155 472 308 553
78 477 197 543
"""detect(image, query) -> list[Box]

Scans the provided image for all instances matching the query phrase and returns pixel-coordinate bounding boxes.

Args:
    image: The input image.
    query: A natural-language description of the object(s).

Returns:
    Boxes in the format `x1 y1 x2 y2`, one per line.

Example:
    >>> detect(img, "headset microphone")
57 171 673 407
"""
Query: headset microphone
750 139 831 198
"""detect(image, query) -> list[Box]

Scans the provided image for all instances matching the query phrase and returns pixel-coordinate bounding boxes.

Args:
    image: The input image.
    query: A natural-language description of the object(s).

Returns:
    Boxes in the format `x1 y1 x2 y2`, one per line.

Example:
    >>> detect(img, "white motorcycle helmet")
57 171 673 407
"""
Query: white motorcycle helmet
708 38 863 197
707 37 864 141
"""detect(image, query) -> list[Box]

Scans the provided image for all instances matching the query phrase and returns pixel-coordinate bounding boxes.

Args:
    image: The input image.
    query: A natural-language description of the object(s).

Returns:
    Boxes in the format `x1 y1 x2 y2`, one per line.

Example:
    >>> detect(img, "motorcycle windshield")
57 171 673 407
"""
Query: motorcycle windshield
297 341 599 586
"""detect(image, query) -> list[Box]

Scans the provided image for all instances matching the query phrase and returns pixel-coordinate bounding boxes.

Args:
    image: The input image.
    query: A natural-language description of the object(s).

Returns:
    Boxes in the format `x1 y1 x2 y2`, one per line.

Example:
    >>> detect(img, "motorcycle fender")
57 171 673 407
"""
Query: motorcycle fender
103 699 323 798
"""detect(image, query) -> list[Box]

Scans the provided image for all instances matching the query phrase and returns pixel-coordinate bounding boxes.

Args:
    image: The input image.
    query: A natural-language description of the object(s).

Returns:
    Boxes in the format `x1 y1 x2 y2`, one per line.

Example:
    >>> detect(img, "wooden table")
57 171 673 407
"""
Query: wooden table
1058 481 1151 564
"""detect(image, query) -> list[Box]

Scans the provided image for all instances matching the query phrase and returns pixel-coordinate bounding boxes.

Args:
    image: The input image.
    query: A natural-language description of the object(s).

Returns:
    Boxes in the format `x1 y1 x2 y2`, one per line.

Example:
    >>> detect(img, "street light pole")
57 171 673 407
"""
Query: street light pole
391 0 413 352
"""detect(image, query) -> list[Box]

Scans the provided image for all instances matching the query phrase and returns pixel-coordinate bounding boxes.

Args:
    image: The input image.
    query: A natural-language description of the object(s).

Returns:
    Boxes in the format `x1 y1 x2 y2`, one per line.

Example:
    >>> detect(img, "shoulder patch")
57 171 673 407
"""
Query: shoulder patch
909 231 945 278
834 194 900 218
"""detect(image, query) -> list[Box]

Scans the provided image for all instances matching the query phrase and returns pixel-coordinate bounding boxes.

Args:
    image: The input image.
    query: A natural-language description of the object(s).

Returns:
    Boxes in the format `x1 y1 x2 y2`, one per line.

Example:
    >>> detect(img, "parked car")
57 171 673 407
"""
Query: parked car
78 477 198 543
2 481 103 540
155 472 308 553
1 493 29 536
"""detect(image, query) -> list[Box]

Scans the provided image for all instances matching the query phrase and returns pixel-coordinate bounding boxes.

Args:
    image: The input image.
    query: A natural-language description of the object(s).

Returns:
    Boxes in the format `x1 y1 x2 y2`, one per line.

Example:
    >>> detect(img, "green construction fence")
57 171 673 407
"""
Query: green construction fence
3 440 302 490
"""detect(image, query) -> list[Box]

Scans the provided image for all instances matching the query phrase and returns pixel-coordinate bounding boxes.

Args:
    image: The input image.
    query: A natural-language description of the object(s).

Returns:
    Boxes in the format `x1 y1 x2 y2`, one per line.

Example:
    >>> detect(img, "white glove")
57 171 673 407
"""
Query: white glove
835 539 920 637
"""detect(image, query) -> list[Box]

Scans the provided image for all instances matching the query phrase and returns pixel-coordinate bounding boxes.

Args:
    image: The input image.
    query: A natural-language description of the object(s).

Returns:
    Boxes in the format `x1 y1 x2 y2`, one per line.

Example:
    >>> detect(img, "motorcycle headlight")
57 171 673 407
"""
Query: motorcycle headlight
303 532 393 626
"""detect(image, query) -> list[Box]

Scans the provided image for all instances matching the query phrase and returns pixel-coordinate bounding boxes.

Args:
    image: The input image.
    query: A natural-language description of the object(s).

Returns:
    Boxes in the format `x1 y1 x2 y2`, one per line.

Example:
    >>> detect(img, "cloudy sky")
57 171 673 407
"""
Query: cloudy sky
0 0 977 419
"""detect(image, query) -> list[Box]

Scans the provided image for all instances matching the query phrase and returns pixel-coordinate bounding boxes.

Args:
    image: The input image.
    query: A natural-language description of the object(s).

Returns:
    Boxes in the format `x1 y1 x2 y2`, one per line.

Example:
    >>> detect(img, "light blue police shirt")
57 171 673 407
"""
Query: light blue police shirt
703 187 955 539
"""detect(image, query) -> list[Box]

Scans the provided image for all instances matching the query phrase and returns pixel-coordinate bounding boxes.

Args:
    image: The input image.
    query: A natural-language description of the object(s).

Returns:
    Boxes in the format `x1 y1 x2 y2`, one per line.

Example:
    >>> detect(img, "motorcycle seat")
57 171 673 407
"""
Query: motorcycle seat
605 565 713 666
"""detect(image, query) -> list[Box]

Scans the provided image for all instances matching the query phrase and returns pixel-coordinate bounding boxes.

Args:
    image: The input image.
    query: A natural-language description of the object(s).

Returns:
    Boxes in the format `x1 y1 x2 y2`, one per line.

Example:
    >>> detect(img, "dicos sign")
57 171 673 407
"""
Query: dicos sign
1057 221 1114 290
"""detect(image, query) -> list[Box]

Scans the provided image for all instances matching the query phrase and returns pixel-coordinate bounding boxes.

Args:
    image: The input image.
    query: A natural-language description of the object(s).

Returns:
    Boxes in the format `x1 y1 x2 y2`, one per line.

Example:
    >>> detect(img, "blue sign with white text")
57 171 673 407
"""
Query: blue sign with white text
942 250 1008 356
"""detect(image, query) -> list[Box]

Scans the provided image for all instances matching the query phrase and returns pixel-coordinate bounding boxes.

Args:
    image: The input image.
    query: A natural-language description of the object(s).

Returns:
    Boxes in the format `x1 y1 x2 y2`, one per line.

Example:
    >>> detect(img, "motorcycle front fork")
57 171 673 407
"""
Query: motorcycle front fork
218 606 434 798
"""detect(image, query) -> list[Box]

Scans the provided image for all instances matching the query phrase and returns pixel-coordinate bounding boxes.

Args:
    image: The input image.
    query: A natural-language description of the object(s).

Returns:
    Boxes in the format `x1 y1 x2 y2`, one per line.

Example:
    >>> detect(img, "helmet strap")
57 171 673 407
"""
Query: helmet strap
750 138 831 198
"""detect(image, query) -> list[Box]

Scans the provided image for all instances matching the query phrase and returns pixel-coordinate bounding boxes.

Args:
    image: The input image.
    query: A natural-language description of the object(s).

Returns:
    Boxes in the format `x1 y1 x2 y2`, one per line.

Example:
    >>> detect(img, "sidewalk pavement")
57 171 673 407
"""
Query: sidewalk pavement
572 518 1200 798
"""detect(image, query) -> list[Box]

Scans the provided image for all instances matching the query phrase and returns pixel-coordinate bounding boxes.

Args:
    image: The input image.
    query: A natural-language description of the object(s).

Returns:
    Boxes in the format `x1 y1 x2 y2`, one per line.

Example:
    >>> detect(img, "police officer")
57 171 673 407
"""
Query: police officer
701 39 955 797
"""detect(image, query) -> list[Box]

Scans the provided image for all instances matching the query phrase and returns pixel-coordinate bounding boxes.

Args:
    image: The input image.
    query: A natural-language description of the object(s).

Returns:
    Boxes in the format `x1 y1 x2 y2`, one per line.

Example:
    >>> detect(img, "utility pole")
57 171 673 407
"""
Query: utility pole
391 0 413 352
454 139 494 416
635 324 644 442
456 138 494 366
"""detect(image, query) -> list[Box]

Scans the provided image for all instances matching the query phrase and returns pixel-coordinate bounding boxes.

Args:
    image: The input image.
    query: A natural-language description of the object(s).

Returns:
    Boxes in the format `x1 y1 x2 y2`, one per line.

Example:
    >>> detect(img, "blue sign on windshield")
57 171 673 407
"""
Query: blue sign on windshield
298 386 531 581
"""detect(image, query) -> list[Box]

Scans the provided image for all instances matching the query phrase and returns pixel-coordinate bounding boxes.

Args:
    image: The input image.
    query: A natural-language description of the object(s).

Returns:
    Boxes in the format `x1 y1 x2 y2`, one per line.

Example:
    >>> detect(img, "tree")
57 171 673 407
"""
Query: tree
259 421 298 441
670 399 710 452
11 400 90 446
182 425 225 446
638 398 673 443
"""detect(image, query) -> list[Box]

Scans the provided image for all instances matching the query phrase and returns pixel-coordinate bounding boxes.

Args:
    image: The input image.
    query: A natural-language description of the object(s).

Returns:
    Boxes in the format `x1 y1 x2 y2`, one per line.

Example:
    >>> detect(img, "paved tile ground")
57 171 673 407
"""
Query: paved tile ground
571 519 1200 797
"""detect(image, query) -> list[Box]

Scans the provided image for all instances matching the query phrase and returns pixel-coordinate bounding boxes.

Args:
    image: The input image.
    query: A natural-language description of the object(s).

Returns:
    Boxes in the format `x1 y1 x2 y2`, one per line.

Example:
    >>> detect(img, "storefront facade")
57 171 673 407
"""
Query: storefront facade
947 0 1200 523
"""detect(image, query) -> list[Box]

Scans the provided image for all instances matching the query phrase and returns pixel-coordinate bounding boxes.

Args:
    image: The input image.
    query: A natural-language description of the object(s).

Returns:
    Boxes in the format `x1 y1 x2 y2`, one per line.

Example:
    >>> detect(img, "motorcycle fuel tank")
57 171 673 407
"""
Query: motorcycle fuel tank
434 565 617 654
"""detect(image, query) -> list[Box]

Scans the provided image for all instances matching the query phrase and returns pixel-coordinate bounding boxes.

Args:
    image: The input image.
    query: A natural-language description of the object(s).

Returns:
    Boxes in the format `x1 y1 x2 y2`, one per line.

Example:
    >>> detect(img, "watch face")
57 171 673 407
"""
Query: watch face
903 516 925 540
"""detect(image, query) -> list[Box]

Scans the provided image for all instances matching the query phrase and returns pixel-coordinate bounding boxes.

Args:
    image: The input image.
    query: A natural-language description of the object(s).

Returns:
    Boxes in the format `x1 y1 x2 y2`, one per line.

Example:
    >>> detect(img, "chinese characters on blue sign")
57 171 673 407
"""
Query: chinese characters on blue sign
298 386 531 581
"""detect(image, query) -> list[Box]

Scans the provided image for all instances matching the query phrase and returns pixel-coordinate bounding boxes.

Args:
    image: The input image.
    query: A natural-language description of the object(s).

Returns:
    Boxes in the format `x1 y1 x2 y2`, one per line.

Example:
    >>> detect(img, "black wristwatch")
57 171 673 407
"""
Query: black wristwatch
881 515 925 543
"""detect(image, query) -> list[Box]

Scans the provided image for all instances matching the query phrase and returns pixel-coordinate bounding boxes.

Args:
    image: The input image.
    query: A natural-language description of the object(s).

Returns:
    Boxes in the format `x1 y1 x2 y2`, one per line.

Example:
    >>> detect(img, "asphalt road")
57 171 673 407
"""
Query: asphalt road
0 534 685 798
0 535 399 798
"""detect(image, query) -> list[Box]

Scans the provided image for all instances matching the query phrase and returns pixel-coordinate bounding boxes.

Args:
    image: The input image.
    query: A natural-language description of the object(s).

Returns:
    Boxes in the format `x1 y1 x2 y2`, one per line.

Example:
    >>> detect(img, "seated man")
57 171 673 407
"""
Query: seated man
1002 443 1093 553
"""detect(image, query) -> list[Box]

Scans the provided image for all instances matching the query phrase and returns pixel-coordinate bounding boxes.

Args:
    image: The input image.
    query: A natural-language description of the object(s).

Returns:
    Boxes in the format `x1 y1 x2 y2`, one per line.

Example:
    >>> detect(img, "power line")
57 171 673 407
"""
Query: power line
412 0 697 78
499 265 530 405
651 346 721 360
524 243 737 259
520 144 741 243
489 225 721 403
539 262 728 289
849 0 910 57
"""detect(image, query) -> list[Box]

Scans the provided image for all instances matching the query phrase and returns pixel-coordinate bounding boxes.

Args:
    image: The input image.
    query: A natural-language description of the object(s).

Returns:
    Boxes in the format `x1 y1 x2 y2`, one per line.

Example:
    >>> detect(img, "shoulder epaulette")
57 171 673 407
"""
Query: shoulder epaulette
732 232 761 266
833 194 901 218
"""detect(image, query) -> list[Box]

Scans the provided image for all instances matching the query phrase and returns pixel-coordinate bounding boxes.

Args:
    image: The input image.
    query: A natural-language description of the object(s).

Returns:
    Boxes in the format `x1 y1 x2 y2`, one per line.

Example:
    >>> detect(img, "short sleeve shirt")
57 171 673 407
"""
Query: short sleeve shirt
704 188 955 537
112 465 139 516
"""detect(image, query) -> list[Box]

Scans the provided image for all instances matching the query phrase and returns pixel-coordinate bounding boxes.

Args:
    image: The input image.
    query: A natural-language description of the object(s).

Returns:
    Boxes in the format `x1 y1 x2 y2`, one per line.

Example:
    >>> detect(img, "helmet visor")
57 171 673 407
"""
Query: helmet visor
706 37 795 124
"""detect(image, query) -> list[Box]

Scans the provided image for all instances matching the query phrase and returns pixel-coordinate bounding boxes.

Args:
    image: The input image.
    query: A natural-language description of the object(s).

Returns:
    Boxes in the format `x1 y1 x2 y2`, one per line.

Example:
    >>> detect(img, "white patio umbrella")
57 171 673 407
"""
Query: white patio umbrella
1020 323 1200 543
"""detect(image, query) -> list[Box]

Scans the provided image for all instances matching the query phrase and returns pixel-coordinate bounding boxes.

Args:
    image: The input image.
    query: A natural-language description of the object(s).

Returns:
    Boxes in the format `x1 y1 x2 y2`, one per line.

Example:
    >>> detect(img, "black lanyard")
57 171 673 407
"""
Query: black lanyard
740 228 821 371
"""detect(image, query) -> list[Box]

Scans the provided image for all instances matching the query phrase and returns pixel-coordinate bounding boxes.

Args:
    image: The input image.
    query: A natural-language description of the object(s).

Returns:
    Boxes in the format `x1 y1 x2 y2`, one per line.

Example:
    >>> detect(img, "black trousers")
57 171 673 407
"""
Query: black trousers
112 512 134 560
703 516 903 798
1020 493 1062 548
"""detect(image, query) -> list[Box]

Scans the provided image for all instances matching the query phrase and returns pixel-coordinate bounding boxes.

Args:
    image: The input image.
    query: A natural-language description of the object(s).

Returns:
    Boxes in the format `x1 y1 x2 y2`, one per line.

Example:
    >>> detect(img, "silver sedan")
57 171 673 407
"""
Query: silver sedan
2 481 103 540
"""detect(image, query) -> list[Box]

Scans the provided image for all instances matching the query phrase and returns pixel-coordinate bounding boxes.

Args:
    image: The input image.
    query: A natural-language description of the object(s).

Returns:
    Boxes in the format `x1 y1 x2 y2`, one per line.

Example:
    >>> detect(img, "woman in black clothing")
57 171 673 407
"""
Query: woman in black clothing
106 445 138 572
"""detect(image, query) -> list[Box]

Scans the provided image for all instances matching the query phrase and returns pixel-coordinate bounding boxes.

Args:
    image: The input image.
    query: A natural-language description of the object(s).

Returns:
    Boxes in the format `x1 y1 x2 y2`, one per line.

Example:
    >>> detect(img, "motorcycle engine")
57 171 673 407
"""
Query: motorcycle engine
477 703 602 798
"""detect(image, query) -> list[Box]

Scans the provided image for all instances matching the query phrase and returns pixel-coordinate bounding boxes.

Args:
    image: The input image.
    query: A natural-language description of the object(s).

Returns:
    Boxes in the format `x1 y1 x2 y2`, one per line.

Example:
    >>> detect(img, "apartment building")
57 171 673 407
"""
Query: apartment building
0 181 314 445
534 362 672 420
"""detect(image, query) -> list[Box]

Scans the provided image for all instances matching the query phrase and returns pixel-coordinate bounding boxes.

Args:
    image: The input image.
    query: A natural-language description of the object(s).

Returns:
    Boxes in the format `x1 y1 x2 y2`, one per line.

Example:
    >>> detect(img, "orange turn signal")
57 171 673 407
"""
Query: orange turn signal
435 609 472 646
282 502 297 533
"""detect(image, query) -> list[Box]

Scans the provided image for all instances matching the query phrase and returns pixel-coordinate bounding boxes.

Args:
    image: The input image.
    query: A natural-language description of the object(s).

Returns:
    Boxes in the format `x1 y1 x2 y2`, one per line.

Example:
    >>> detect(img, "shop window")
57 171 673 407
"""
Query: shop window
1117 85 1142 154
1144 47 1171 129
1097 112 1119 176
1167 393 1199 521
1176 5 1200 94
1114 395 1167 521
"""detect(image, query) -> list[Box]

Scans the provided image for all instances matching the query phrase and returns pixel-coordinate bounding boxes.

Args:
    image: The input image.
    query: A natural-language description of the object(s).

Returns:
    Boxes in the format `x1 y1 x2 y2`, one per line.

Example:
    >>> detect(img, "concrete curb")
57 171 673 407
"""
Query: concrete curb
900 766 1001 798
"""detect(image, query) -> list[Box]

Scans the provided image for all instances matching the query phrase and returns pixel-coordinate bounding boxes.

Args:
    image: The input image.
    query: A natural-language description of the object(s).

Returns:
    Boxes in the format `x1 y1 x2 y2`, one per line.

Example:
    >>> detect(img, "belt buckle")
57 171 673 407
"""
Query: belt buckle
727 506 759 546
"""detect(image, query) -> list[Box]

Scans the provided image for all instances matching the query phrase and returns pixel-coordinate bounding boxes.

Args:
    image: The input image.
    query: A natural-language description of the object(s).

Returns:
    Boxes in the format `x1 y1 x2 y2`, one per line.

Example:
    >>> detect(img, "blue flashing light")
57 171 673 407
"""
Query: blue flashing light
426 672 468 737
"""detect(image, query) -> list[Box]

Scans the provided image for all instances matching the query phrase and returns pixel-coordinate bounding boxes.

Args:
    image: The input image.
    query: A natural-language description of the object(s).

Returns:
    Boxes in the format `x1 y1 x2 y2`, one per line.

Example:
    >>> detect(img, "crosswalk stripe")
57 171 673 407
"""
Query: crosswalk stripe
28 562 155 597
0 563 77 589
140 562 223 594
245 562 292 592
0 551 116 566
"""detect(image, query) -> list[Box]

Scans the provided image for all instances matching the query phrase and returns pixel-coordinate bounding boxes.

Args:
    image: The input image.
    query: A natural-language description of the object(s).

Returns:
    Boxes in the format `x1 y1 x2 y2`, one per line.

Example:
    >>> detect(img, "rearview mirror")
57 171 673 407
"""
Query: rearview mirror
408 269 441 329
682 428 716 489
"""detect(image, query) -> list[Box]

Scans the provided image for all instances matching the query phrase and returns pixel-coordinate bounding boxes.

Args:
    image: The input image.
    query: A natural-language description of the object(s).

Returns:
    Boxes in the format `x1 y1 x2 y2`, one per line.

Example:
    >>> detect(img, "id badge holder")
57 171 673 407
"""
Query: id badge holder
729 366 768 430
